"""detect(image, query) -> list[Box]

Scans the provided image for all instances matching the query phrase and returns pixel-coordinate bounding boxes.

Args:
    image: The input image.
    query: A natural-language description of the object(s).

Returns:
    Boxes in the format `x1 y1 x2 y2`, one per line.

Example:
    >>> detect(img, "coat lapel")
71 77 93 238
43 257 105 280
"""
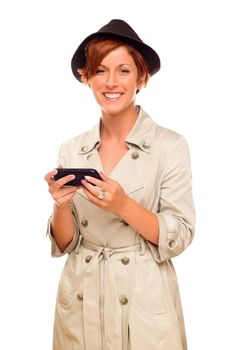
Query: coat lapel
74 106 157 199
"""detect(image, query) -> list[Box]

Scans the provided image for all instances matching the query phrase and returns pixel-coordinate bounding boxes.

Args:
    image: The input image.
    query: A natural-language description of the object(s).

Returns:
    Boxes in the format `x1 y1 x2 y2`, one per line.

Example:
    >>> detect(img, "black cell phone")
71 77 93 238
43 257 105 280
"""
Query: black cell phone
53 168 102 186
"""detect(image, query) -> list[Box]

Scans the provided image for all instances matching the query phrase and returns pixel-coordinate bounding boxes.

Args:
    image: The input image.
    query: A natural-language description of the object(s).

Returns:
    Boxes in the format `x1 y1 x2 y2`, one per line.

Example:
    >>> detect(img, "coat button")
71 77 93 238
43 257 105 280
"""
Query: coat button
81 219 88 227
121 256 130 265
143 141 150 149
81 146 88 152
77 293 83 301
119 295 128 305
131 151 139 160
168 239 177 249
85 255 92 263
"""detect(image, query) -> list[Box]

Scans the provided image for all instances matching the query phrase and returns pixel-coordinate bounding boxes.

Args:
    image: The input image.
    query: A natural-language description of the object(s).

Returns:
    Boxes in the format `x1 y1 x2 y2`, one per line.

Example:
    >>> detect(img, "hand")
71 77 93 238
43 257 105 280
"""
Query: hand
81 172 129 215
44 166 80 209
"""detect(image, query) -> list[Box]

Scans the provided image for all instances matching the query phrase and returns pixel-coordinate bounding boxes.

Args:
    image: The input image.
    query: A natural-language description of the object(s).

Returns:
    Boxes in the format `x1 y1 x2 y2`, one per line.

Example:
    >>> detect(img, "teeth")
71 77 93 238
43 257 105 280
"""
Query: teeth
104 93 122 99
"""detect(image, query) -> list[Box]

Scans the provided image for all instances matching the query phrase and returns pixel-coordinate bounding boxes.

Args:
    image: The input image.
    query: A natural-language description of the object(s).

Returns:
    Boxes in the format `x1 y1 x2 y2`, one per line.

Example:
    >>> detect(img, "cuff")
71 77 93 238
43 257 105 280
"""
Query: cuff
155 213 187 262
46 216 79 257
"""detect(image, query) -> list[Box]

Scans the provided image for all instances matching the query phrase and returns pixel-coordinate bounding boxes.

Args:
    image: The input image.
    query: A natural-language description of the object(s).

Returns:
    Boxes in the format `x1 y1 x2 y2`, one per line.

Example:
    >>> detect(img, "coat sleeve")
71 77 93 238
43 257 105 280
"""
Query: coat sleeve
154 135 195 262
46 141 80 257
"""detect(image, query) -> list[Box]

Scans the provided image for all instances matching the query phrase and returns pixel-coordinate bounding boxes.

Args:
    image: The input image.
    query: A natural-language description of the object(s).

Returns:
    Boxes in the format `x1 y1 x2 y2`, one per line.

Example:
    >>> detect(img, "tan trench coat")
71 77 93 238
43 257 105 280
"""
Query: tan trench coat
47 106 195 350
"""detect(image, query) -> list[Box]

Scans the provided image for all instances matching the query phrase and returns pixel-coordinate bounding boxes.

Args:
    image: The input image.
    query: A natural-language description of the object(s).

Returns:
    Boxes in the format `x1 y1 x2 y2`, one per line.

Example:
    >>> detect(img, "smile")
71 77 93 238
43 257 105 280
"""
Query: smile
103 93 123 100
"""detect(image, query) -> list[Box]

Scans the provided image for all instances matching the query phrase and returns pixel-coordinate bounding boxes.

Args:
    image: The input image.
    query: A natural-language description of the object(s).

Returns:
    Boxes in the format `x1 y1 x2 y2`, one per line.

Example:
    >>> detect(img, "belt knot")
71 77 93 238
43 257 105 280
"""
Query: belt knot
99 247 113 260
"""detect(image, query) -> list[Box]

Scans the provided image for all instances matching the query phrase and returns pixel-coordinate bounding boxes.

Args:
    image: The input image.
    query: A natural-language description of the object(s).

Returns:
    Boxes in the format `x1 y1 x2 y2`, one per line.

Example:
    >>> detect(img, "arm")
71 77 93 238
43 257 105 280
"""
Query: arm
154 136 196 261
51 204 76 252
45 169 80 254
115 196 159 244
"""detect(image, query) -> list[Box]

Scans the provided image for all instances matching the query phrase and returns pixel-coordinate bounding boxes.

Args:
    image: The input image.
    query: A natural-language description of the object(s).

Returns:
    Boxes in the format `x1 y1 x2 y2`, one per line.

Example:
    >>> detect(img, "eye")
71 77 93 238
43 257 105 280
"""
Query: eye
96 67 105 75
120 69 130 74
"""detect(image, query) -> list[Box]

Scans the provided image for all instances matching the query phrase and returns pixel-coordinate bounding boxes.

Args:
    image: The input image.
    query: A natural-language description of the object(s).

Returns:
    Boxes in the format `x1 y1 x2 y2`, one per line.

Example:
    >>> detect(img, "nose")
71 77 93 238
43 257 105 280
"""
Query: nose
105 71 118 88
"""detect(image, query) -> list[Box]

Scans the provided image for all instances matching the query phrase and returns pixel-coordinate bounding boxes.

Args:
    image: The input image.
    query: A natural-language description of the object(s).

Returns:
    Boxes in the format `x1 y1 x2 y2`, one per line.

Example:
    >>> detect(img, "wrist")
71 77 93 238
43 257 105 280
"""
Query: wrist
54 202 72 210
116 196 132 218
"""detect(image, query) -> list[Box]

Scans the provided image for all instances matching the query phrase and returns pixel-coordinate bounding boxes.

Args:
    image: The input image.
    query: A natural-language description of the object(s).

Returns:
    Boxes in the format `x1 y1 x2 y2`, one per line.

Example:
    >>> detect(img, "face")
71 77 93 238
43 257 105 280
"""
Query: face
87 46 142 116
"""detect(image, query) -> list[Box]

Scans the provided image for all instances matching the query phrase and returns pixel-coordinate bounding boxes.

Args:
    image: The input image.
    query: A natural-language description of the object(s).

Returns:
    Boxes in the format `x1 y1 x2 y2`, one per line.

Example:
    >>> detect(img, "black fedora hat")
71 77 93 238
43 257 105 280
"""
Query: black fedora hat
71 19 160 82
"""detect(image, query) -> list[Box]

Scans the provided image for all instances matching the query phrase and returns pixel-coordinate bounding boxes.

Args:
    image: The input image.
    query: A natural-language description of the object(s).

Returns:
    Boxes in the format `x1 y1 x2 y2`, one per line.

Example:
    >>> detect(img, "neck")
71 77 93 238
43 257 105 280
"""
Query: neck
100 104 139 141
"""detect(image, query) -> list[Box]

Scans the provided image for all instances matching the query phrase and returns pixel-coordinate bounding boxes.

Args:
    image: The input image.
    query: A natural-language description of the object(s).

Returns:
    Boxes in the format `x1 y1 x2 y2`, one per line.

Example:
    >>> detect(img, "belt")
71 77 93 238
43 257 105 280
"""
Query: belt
75 235 146 350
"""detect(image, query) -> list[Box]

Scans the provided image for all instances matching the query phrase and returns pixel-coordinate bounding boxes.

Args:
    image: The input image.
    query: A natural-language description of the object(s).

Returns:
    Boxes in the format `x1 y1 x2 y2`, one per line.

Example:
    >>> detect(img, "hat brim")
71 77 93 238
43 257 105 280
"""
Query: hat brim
71 32 160 82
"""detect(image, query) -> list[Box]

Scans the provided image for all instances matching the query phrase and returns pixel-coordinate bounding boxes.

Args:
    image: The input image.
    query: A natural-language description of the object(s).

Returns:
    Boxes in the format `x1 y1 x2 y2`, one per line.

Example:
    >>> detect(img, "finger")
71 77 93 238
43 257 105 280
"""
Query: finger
82 186 107 207
44 165 64 184
81 179 101 197
53 187 78 204
53 174 77 189
44 169 58 184
53 185 78 199
84 175 112 192
54 191 77 208
99 172 117 186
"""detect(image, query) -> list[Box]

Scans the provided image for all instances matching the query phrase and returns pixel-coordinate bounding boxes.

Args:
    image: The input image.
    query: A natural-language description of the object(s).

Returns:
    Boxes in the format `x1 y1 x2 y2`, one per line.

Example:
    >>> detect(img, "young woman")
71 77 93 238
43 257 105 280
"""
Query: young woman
44 19 195 350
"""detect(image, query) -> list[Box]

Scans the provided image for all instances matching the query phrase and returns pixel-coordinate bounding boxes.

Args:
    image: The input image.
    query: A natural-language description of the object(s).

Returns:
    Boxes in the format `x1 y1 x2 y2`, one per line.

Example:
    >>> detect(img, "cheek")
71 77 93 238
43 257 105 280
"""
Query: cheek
126 80 139 93
88 78 101 91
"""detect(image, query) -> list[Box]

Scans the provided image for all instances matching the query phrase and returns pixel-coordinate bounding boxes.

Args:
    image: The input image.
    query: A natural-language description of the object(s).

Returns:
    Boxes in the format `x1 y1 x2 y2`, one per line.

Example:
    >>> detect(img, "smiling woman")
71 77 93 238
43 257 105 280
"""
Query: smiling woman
44 19 195 350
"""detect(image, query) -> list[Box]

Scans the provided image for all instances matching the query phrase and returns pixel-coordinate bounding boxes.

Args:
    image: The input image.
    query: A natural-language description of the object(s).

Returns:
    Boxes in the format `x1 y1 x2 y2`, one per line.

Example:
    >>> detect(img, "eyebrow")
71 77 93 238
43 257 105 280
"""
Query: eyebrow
98 64 131 68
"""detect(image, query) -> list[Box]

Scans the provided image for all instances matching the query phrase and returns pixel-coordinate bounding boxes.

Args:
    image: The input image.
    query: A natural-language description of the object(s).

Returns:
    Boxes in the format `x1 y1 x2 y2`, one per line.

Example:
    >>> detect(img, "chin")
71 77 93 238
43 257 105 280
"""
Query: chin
101 104 124 115
102 102 135 116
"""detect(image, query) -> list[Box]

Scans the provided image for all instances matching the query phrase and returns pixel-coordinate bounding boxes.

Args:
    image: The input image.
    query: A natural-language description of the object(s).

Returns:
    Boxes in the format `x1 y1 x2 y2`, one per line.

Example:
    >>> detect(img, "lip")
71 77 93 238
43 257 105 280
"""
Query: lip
103 92 123 101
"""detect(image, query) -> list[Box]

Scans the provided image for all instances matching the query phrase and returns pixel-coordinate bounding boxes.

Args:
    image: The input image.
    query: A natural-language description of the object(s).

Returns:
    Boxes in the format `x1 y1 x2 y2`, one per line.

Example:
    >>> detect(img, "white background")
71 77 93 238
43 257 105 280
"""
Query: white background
0 0 232 349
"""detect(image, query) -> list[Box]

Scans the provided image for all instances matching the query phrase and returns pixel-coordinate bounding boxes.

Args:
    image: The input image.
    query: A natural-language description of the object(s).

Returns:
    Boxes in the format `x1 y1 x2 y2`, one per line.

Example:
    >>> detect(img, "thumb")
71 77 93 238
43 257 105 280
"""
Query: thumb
99 171 116 185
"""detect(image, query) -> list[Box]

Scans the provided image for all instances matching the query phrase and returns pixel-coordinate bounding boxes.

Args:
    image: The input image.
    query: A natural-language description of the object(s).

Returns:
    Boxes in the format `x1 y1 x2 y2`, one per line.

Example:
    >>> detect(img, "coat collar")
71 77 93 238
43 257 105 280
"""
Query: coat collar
78 106 157 155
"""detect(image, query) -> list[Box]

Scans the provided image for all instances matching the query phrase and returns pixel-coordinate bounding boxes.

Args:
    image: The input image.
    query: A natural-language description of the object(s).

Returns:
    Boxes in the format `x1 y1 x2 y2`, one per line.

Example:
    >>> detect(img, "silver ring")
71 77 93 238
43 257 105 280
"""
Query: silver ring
97 189 105 200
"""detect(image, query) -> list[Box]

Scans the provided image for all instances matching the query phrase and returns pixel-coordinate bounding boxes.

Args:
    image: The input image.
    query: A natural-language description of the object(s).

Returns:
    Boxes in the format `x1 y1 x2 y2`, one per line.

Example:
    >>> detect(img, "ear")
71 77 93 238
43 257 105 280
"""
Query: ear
136 79 144 93
136 84 143 94
87 80 92 88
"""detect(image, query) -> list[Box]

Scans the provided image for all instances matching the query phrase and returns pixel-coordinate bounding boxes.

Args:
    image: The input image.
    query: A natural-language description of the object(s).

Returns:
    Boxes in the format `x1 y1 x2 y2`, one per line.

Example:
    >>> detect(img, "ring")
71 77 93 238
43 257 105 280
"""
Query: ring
97 188 105 200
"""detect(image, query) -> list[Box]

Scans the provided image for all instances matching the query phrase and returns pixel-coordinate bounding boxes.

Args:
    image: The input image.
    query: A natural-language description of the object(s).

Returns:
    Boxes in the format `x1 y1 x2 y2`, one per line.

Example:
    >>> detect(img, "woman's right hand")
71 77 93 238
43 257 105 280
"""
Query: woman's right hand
44 167 80 209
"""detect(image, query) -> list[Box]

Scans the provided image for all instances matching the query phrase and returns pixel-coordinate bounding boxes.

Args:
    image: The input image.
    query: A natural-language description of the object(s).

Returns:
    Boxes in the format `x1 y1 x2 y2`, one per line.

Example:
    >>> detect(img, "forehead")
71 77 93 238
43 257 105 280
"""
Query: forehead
100 46 135 66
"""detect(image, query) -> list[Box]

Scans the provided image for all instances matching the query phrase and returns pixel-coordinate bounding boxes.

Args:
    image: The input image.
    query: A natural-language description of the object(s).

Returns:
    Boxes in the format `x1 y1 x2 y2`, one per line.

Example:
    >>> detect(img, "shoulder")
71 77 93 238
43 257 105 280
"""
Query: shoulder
60 131 88 150
155 126 190 169
153 124 191 173
139 106 187 149
135 107 190 161
141 112 190 168
155 124 187 149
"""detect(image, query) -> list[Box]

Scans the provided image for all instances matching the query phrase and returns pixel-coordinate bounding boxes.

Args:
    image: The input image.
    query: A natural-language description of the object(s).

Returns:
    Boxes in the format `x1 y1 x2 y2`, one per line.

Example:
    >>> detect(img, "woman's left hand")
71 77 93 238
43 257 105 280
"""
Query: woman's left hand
81 172 128 215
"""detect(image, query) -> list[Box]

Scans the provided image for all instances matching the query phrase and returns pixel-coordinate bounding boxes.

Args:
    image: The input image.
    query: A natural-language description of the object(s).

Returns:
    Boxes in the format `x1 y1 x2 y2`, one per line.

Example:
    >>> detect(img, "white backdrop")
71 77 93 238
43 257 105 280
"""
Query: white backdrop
1 0 232 349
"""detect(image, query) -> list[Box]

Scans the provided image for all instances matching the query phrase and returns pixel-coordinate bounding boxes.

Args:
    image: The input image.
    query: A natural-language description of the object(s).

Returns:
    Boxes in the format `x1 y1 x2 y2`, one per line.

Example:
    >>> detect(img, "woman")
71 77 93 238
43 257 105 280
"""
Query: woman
44 19 195 350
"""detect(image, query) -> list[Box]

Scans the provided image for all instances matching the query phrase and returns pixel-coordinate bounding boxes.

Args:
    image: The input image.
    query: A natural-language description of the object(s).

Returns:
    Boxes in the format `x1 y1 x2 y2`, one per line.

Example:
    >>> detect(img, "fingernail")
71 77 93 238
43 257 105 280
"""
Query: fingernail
85 176 91 181
51 169 58 175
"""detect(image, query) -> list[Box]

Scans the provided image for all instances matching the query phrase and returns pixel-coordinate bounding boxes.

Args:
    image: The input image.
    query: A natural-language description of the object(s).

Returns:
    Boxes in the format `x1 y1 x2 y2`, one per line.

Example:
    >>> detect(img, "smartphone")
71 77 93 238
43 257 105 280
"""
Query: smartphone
53 168 102 186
